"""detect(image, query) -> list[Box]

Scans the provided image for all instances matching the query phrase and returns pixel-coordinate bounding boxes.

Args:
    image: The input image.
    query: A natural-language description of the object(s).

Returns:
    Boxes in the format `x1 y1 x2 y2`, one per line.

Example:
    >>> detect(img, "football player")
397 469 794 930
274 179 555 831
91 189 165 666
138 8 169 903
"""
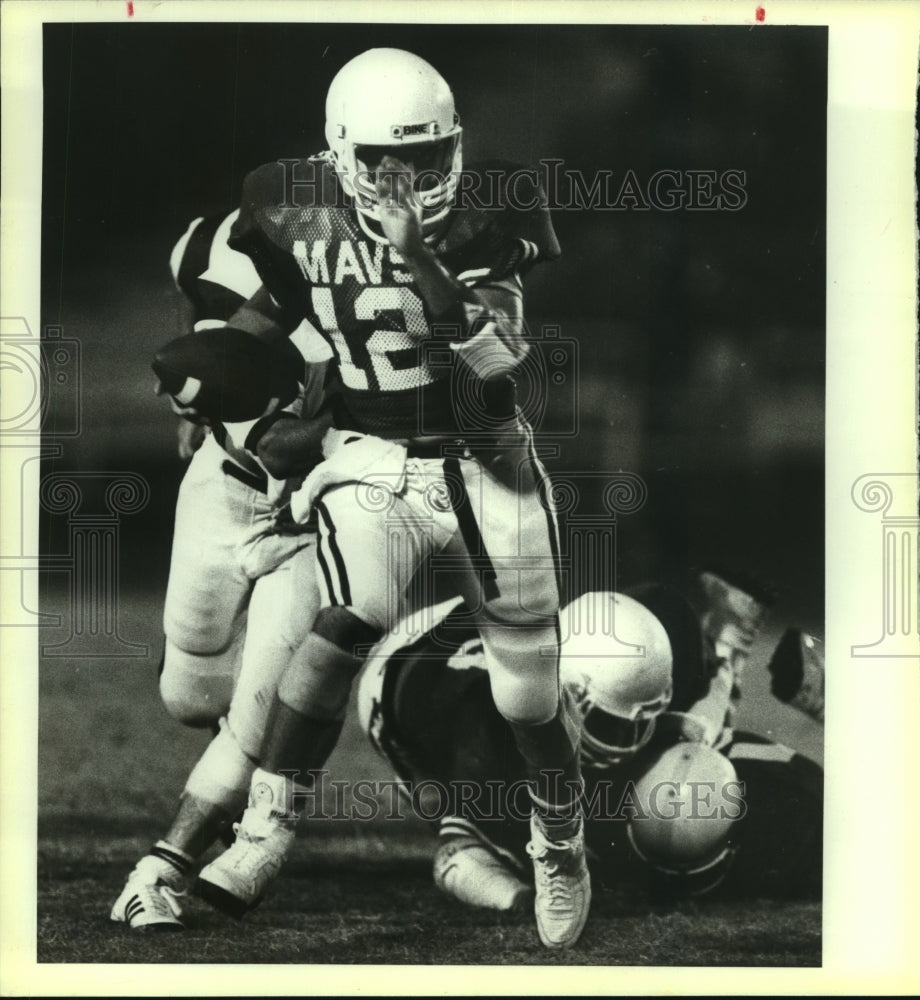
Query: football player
195 48 591 948
356 572 824 909
110 212 334 930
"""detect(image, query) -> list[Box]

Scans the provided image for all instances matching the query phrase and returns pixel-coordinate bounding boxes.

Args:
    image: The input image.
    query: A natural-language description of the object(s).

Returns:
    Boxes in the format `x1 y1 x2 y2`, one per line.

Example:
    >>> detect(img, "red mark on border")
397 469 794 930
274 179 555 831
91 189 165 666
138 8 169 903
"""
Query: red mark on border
755 6 766 21
126 1 134 15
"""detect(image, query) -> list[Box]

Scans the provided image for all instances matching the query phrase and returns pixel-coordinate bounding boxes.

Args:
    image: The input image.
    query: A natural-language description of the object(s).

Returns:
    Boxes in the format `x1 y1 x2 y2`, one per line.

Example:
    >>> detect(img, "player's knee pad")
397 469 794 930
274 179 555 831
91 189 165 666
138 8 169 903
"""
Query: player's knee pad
183 719 257 814
159 636 240 727
505 687 581 767
277 609 381 720
483 620 560 725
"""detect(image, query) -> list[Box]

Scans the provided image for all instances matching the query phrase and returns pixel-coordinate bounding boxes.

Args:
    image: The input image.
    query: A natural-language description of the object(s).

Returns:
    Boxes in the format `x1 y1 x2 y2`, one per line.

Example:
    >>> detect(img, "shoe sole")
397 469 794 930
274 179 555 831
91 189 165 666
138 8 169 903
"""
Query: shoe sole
131 921 184 933
195 876 262 920
110 914 184 933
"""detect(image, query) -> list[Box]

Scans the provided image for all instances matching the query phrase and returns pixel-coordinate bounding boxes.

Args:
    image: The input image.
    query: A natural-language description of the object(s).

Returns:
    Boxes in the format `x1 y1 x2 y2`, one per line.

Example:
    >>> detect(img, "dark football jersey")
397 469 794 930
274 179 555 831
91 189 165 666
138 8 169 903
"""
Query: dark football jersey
229 154 560 439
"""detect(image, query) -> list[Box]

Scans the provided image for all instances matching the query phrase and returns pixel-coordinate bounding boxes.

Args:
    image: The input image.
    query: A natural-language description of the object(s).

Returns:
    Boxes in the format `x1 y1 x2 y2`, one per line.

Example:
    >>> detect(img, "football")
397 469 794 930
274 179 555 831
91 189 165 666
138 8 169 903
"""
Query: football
152 327 301 422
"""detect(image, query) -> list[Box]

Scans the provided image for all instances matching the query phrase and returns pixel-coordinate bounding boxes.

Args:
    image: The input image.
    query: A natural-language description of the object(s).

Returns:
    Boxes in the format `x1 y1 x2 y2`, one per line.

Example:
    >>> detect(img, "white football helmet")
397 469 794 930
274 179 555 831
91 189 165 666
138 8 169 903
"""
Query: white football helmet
560 592 674 769
325 48 463 239
626 741 740 896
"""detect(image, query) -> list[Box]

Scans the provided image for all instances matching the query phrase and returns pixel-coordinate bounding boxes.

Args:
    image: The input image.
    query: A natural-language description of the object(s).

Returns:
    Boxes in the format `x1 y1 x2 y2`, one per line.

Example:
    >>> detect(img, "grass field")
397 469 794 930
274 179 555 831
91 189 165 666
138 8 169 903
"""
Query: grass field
37 587 822 967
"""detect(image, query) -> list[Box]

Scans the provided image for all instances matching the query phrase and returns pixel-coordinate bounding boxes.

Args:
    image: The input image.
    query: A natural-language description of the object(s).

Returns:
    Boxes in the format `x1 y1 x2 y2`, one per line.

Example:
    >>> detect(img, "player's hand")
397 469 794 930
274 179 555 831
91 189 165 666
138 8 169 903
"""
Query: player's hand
376 155 425 259
176 418 207 460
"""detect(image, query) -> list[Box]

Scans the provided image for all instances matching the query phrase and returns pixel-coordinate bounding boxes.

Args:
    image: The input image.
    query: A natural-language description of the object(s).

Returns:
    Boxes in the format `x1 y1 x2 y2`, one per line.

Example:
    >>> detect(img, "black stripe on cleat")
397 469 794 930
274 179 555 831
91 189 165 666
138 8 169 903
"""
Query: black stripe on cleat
194 877 254 920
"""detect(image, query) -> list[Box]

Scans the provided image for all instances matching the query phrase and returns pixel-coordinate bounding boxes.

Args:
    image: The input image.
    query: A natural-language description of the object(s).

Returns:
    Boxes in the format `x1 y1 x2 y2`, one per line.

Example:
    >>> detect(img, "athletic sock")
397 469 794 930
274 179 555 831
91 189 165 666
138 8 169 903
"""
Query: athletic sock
150 840 194 877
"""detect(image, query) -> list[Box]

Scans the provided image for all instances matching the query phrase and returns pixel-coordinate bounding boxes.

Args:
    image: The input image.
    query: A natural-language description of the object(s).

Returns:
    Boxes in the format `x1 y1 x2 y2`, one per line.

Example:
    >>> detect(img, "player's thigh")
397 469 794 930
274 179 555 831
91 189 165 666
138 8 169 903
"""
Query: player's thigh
451 450 561 625
159 637 238 726
436 454 561 722
313 483 451 632
163 438 257 653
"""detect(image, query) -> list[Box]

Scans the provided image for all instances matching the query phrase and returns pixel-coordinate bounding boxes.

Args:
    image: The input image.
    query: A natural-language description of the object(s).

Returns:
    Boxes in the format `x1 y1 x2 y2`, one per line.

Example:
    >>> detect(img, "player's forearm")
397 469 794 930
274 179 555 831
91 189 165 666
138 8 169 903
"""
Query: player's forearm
228 285 299 344
685 661 735 746
256 407 335 479
401 247 526 377
400 245 478 318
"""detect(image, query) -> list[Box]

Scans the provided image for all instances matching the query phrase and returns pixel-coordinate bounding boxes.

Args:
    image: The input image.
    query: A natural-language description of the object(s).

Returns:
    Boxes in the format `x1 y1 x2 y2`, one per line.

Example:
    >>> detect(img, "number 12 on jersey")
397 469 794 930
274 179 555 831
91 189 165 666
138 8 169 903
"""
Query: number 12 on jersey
310 286 437 392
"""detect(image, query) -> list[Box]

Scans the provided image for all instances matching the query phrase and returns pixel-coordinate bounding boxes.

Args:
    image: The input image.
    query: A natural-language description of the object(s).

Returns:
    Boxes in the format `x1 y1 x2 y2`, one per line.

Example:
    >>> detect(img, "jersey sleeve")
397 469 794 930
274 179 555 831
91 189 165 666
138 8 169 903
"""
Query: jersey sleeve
169 216 205 291
445 160 561 288
170 211 260 324
169 213 253 329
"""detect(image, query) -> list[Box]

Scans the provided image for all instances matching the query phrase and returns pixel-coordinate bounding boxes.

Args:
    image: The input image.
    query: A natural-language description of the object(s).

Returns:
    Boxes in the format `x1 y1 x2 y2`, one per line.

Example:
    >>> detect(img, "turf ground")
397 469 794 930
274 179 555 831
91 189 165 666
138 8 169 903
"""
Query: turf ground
37 586 822 967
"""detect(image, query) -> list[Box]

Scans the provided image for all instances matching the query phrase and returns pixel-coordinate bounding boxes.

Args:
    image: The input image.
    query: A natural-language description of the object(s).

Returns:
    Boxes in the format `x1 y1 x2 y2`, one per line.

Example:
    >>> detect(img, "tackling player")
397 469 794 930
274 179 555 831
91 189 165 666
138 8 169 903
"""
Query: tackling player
194 48 591 949
356 572 824 909
110 212 334 930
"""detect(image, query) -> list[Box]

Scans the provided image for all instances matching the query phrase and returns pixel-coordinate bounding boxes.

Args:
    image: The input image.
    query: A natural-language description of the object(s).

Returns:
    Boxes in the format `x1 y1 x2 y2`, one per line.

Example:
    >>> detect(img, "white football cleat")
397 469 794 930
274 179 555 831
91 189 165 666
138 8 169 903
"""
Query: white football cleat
433 820 533 912
110 855 187 932
526 812 591 950
195 774 297 919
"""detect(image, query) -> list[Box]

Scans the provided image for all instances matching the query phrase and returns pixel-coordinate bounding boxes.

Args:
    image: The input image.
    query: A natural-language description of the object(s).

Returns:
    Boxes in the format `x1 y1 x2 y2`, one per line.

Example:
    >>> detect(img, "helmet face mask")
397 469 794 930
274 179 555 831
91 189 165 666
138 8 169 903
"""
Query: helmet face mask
324 48 463 241
580 704 658 768
354 136 460 185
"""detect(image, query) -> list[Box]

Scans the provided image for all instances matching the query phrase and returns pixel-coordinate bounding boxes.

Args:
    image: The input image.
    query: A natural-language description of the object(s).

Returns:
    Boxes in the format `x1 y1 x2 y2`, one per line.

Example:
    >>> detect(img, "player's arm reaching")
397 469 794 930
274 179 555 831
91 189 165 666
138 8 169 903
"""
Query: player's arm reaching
225 284 299 343
376 157 527 378
256 393 337 480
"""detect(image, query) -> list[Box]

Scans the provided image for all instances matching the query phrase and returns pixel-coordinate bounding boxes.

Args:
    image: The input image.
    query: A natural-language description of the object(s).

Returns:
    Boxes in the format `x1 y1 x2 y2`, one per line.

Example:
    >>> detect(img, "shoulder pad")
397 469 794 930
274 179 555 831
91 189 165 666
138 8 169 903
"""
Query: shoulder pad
440 159 561 278
229 155 345 313
237 154 345 224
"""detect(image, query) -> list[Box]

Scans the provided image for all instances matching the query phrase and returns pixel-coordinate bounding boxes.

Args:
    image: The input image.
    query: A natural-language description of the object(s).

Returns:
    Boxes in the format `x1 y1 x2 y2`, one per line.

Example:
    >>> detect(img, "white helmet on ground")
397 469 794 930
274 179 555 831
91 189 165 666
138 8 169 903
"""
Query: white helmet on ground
560 592 674 768
626 741 741 896
325 48 463 236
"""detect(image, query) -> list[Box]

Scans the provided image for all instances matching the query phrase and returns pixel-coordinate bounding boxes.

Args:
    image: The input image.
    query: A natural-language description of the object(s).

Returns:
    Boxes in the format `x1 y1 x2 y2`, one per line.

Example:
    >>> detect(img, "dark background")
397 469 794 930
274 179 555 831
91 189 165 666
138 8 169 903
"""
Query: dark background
40 22 826 627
